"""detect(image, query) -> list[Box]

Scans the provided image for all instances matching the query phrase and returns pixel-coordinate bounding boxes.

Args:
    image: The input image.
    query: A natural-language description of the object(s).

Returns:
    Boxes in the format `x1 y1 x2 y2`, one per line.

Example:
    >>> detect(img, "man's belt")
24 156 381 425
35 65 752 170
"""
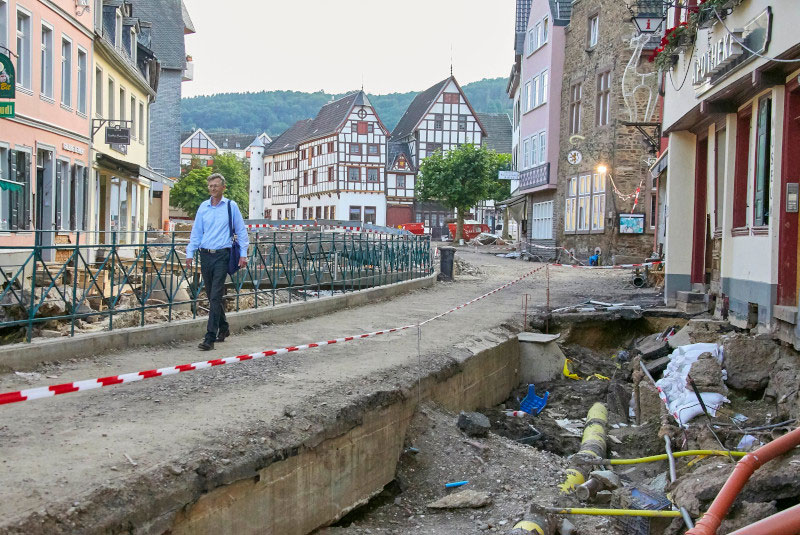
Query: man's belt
199 248 230 254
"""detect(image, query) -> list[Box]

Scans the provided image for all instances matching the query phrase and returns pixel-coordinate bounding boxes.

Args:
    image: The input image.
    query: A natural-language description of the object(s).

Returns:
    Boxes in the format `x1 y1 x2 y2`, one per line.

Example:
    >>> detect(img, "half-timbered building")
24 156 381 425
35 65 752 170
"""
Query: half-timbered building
260 119 310 220
297 91 389 224
389 76 487 236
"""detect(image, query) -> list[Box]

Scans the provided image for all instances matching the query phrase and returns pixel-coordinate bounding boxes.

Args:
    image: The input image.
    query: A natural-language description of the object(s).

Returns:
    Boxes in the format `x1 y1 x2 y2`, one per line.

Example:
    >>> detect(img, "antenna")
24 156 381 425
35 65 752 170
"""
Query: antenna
361 73 364 92
450 44 453 76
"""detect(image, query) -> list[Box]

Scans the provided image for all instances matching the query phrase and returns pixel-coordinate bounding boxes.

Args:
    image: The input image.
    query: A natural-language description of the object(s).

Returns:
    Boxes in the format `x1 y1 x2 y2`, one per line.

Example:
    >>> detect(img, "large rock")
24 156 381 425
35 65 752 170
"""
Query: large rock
689 352 727 395
723 334 780 392
427 489 492 509
764 353 800 420
457 411 491 437
634 333 670 361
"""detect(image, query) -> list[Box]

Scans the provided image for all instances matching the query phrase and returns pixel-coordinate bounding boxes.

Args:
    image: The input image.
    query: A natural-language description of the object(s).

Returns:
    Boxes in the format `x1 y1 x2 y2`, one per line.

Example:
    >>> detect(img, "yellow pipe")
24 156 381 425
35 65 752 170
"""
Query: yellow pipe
607 450 746 465
512 520 545 534
559 468 586 493
546 507 683 518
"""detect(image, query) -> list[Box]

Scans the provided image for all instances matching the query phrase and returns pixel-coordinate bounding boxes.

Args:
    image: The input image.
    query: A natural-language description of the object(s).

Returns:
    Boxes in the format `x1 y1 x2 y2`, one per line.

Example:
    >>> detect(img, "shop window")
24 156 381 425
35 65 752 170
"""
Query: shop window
531 201 553 239
753 97 772 227
0 148 31 230
565 173 604 232
591 172 606 231
349 206 361 221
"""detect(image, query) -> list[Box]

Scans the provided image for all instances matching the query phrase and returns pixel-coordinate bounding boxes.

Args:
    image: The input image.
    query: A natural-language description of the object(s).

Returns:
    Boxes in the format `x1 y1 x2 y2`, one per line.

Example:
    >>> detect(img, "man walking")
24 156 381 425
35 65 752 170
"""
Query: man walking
186 173 249 350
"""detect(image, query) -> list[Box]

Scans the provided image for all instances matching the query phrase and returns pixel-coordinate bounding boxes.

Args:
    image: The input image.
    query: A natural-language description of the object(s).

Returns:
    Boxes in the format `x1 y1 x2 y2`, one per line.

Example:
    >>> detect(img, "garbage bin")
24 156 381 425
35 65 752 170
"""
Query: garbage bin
438 246 456 282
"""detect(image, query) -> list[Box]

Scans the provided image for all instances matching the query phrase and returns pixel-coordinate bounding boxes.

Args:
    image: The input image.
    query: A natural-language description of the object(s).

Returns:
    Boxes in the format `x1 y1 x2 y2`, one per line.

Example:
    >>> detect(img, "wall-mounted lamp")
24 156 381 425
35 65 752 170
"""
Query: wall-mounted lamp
597 165 608 174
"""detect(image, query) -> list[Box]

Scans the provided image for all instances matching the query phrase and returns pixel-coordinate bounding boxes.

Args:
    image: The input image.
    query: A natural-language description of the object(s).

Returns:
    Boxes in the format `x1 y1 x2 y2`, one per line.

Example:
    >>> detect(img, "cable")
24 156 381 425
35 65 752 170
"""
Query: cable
668 42 696 92
713 7 800 63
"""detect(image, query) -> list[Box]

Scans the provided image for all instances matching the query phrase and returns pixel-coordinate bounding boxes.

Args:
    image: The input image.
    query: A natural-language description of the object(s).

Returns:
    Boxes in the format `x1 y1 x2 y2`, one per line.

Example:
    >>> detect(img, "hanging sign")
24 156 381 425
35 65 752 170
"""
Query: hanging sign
0 52 15 99
0 101 13 118
105 125 131 145
498 171 519 180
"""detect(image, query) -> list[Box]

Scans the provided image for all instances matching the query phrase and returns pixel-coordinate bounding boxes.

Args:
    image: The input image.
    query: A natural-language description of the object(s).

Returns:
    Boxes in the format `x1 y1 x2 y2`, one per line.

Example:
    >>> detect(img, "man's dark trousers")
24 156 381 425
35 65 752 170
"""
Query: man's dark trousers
199 249 229 343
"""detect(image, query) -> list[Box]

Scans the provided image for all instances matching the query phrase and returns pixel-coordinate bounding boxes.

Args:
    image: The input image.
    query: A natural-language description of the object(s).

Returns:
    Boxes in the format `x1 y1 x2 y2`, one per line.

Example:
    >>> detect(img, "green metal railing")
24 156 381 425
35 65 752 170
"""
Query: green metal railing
0 230 432 343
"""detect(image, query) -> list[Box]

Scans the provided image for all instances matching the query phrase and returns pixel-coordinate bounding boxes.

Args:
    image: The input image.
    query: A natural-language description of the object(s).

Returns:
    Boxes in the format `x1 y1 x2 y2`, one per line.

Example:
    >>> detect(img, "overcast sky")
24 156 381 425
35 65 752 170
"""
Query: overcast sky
181 0 516 97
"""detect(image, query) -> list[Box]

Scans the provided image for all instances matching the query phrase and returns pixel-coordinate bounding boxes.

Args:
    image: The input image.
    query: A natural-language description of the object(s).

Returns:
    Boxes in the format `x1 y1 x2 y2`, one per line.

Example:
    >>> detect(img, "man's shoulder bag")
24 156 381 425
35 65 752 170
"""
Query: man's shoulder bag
227 200 242 275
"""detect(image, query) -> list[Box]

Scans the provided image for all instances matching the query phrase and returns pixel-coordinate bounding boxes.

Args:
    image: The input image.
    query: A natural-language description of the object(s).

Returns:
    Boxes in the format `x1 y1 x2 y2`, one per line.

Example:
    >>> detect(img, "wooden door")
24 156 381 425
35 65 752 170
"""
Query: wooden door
778 81 800 305
691 136 709 285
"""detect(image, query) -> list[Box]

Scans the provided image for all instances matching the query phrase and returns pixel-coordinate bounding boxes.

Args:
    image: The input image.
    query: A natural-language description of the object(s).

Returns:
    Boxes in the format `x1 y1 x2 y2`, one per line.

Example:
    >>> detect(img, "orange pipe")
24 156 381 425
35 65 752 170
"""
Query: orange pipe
727 503 800 535
687 427 800 535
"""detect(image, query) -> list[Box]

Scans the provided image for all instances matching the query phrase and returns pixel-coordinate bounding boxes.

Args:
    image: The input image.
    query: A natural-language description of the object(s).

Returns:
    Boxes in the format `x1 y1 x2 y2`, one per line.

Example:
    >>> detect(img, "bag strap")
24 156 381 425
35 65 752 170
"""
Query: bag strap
227 199 235 242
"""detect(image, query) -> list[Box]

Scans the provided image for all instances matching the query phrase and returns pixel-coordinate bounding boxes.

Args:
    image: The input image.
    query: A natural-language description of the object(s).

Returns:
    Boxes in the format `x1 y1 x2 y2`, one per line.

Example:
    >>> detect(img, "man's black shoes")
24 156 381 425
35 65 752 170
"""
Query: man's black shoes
198 340 214 351
217 328 230 342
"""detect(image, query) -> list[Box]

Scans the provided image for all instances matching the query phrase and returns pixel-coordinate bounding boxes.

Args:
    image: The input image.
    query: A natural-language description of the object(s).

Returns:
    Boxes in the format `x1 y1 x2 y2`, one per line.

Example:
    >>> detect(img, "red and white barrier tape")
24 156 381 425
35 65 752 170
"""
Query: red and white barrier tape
549 260 662 270
0 266 545 406
247 222 400 235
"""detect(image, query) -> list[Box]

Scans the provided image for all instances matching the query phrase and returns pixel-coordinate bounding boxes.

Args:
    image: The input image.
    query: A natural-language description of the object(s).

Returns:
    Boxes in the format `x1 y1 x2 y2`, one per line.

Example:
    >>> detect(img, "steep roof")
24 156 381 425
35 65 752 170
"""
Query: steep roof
385 141 416 172
265 119 312 156
303 91 363 141
130 0 187 70
549 0 573 24
476 113 513 154
390 77 450 140
207 132 262 150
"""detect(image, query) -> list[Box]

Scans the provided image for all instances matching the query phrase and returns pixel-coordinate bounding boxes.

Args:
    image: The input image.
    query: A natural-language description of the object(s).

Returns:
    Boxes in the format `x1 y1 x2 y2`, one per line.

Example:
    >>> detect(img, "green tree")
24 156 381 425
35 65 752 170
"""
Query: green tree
169 154 249 217
170 166 213 217
417 144 498 241
485 153 513 239
212 153 249 210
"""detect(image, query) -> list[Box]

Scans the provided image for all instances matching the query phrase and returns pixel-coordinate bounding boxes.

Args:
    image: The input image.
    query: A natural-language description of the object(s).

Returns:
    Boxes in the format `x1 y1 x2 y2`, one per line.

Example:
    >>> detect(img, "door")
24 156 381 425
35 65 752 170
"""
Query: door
691 136 708 285
778 81 800 305
35 150 55 260
386 205 412 227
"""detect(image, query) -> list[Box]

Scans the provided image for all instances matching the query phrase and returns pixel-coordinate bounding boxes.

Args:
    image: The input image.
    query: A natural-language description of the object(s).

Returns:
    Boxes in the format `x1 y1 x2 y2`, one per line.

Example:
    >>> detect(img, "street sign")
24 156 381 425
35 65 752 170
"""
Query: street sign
0 52 15 99
105 125 131 145
0 101 14 118
633 15 664 34
498 170 519 180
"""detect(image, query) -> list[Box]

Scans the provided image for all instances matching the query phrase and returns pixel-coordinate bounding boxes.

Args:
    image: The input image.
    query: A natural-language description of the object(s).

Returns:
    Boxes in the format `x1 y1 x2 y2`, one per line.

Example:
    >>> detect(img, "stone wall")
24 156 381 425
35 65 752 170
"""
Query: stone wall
554 0 659 263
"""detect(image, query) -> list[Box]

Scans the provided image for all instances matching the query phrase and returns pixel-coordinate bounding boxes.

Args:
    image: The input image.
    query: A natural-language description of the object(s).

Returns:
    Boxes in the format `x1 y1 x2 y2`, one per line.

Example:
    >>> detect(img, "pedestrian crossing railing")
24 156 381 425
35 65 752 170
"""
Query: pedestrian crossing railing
0 229 432 343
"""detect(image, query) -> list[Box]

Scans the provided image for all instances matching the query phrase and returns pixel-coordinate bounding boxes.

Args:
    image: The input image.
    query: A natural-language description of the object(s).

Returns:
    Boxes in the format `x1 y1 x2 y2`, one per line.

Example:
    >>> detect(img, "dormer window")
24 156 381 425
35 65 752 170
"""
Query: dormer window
129 28 136 61
115 11 122 48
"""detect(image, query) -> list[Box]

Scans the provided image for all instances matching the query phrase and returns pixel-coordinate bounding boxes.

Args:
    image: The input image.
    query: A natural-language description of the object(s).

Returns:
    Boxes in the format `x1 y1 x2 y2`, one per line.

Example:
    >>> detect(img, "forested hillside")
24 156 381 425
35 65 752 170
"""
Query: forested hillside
181 77 510 136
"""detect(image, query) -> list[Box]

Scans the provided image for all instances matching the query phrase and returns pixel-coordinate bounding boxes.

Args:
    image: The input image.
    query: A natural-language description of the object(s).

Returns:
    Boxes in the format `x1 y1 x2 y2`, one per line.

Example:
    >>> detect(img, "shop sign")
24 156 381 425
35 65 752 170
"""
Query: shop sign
0 101 14 118
0 52 14 99
105 125 131 145
693 8 772 94
63 142 85 155
498 171 519 180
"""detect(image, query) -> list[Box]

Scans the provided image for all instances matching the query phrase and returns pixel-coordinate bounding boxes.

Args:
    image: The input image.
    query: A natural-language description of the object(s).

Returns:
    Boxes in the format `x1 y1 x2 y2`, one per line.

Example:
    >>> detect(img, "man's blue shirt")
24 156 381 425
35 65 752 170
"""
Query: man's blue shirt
186 197 249 259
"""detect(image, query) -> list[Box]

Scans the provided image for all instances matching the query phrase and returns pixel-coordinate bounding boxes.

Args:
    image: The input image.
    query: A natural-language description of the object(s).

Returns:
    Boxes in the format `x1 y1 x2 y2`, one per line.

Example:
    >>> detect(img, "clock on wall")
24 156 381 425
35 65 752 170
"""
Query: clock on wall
357 108 367 119
567 150 583 165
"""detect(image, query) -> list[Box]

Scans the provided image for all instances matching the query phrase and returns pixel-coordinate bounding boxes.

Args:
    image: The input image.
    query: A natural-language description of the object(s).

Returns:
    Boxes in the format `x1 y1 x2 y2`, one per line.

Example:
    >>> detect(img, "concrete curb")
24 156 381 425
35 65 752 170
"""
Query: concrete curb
0 273 437 372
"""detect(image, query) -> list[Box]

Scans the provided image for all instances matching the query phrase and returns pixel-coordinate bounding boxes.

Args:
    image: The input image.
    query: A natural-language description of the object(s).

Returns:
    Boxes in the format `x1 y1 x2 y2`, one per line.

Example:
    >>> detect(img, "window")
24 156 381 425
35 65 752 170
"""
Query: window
119 87 125 121
531 201 553 239
0 148 31 230
77 48 87 114
527 17 550 54
0 1 7 49
367 168 378 182
115 10 122 48
523 81 532 112
330 206 335 219
349 206 361 221
130 96 136 139
72 164 88 230
348 167 360 182
300 149 307 159
277 209 282 220
591 172 606 230
396 175 406 189
129 28 136 61
60 37 72 107
732 109 751 229
349 143 361 155
364 206 376 224
303 171 308 186
328 141 335 152
754 97 772 227
538 131 546 164
138 102 144 141
522 138 531 168
367 144 379 155
95 66 103 115
316 206 322 219
588 14 599 48
569 83 582 134
443 93 459 104
265 209 272 219
458 115 467 131
356 121 368 135
327 166 333 181
107 78 114 119
312 169 317 185
434 114 443 130
596 72 611 126
650 191 657 229
40 24 53 98
527 71 549 110
55 160 72 230
565 173 605 233
16 9 31 89
524 131 547 168
427 142 442 155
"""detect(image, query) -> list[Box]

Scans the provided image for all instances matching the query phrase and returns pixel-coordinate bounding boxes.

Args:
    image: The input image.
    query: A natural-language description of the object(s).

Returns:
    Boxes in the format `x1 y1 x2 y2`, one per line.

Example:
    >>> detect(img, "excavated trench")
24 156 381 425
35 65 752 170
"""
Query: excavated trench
310 316 800 535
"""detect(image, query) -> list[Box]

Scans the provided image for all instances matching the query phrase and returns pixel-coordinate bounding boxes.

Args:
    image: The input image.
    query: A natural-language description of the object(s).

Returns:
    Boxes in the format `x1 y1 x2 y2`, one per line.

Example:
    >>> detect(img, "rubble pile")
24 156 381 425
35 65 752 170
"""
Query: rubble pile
323 316 800 534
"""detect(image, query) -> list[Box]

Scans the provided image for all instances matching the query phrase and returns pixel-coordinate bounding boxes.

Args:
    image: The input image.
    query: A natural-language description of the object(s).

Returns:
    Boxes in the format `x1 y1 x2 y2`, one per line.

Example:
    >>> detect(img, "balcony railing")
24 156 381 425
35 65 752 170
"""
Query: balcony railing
519 163 550 191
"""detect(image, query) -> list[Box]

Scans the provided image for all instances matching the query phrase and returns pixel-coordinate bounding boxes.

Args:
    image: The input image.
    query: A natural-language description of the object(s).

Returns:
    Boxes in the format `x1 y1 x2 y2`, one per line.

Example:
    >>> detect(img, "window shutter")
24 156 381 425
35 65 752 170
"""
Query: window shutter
754 100 770 224
82 167 89 230
8 150 18 230
70 164 76 231
55 163 62 230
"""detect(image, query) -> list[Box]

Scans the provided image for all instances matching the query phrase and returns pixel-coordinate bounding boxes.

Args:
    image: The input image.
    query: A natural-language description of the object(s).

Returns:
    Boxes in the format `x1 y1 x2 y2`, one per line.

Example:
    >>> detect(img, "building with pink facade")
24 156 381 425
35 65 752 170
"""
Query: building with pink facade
0 0 93 261
508 0 571 256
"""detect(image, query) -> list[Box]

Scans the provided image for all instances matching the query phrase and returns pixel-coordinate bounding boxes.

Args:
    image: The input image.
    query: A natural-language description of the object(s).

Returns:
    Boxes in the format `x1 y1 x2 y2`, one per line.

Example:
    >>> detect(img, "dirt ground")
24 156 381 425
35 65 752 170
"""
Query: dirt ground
0 251 665 533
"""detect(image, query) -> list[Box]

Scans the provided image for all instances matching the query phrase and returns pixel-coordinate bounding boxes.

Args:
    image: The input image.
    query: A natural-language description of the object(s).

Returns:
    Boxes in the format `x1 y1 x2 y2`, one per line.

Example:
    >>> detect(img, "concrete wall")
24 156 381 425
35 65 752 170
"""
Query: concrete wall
168 336 520 535
664 131 697 305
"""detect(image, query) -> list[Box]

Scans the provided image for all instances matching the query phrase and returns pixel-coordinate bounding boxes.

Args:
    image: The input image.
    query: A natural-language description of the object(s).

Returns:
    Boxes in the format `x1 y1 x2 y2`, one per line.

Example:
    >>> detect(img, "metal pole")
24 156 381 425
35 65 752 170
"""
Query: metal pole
141 230 148 327
70 231 80 337
546 263 551 334
109 231 116 331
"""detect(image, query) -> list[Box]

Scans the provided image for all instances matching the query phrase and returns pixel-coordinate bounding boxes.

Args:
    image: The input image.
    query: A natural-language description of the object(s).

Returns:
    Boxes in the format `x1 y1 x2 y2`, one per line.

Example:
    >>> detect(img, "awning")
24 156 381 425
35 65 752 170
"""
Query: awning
0 178 24 192
96 153 157 182
497 193 527 222
649 148 668 178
